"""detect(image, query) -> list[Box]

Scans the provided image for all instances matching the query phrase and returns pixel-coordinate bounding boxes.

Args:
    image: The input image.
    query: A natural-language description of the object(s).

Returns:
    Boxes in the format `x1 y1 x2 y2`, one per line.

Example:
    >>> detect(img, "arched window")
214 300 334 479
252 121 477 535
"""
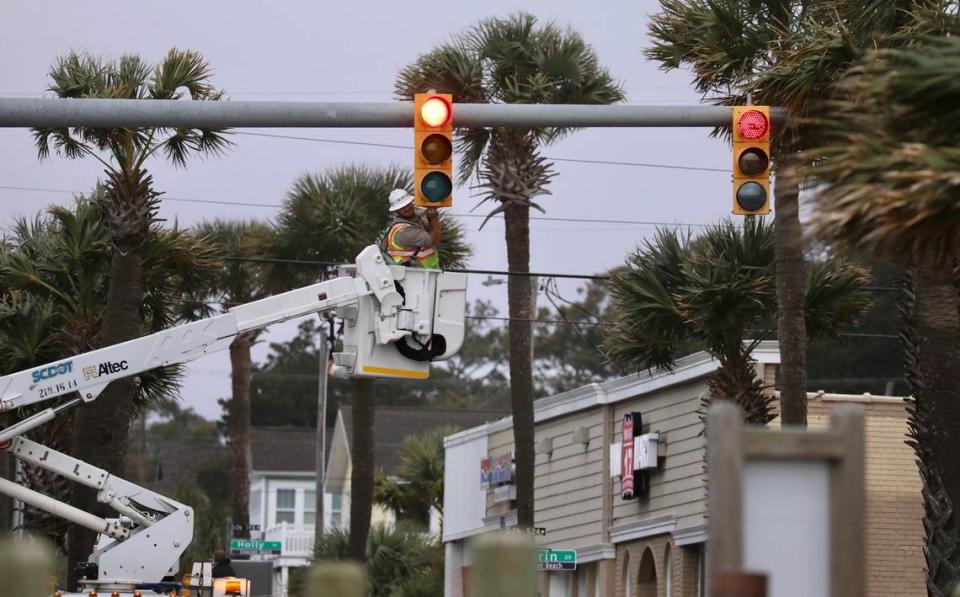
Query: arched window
637 547 657 597
664 544 673 597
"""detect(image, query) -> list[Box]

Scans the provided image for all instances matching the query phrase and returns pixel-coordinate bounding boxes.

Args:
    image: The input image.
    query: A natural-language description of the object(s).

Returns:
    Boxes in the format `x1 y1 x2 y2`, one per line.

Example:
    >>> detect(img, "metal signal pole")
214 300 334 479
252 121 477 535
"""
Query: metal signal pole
0 97 787 129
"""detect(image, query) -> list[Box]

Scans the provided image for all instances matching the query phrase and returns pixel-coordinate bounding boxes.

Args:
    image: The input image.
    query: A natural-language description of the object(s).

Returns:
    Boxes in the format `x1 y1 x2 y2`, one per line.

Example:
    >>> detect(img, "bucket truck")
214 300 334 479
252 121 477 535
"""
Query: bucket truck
0 246 467 596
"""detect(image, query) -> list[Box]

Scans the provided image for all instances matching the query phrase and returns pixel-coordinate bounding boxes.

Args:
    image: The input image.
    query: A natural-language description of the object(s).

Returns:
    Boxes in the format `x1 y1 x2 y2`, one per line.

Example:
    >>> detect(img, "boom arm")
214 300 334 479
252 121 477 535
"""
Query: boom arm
0 245 466 444
0 246 403 431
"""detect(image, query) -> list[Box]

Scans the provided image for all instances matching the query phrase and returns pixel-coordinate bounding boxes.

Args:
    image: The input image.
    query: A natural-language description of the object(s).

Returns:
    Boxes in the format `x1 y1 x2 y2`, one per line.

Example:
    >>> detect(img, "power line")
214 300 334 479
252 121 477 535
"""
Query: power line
234 131 728 173
0 183 710 229
223 255 609 281
222 256 903 291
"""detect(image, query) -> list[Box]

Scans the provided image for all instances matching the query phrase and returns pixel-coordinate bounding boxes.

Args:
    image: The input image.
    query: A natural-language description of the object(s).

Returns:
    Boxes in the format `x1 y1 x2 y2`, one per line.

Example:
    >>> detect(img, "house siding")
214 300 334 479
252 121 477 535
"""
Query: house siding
611 380 709 533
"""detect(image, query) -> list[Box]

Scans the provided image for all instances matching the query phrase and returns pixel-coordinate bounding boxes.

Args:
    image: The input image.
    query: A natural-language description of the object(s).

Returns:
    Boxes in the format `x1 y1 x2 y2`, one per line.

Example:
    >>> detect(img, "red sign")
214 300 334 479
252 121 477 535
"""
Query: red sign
621 413 637 500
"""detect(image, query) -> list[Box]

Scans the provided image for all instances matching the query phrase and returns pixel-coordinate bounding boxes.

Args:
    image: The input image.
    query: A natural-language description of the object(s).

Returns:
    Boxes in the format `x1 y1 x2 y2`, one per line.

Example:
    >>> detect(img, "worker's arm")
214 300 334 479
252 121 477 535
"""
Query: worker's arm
427 208 441 247
394 216 440 249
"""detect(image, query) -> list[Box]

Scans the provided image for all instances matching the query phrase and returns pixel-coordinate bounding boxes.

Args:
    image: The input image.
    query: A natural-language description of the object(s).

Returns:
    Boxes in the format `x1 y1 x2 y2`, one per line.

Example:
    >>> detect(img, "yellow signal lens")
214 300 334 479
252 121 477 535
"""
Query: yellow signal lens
421 133 452 164
420 97 451 127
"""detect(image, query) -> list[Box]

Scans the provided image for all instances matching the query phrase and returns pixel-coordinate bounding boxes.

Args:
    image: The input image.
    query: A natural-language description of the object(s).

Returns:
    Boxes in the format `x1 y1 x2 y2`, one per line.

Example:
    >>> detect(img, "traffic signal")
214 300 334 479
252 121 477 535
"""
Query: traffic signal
732 106 772 215
414 93 453 208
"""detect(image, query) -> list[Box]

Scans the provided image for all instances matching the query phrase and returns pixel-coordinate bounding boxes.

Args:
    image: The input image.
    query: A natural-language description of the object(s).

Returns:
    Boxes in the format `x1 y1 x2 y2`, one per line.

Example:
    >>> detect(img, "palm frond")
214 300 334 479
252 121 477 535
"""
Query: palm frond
150 48 217 100
806 35 960 257
803 257 872 341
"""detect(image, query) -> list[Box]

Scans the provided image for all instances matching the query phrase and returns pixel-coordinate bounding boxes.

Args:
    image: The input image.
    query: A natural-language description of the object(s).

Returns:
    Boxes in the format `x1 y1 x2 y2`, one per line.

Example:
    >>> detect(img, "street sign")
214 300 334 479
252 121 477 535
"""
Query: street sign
537 549 577 571
230 539 281 556
231 523 261 532
505 527 547 537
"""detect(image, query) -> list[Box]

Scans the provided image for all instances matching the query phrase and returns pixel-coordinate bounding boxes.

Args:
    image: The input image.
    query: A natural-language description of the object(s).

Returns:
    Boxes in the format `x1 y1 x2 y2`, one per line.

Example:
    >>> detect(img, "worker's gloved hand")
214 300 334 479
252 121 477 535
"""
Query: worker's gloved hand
426 208 439 220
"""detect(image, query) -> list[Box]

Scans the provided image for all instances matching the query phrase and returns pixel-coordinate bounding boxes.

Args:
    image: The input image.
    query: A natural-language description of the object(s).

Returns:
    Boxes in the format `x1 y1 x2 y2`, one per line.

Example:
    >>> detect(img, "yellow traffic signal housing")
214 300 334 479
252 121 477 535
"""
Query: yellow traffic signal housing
732 106 772 215
414 93 454 208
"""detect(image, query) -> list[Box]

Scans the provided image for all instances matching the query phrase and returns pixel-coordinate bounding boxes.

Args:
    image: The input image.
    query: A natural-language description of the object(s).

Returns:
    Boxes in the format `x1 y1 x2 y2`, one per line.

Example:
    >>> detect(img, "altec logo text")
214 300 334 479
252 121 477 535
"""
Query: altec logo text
83 360 129 381
31 362 73 383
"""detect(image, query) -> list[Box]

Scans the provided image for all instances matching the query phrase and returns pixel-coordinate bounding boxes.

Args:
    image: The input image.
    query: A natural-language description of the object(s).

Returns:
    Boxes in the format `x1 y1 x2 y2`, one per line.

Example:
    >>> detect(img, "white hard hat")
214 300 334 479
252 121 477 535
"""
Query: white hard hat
388 189 414 211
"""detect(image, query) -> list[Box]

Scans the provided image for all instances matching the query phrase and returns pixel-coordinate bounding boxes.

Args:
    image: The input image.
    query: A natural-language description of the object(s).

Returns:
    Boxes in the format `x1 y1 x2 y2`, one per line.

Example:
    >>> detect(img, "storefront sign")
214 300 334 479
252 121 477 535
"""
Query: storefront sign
482 452 515 488
537 549 577 571
621 412 640 500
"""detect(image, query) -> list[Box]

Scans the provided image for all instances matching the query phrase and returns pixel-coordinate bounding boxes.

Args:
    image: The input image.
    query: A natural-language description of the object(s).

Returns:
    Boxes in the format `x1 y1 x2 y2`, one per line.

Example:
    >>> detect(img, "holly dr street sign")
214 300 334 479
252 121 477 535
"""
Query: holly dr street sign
538 549 577 571
230 538 281 555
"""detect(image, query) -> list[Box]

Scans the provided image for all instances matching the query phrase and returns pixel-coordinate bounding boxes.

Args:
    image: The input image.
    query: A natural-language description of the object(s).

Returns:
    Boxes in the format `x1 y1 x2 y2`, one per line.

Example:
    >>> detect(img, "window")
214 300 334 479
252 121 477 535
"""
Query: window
250 490 262 527
330 492 343 526
304 489 317 526
276 489 296 524
577 564 590 597
549 573 572 597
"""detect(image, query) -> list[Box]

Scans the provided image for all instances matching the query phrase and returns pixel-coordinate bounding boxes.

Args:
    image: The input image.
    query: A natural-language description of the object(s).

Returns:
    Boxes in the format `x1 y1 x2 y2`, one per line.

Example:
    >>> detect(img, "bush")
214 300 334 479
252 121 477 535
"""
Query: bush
298 523 442 597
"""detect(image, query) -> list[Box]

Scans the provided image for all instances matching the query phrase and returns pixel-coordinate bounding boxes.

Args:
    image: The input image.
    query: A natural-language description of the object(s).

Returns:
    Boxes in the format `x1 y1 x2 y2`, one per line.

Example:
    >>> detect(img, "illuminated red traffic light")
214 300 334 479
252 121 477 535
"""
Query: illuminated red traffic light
414 93 454 208
731 106 772 215
736 109 770 140
420 96 452 127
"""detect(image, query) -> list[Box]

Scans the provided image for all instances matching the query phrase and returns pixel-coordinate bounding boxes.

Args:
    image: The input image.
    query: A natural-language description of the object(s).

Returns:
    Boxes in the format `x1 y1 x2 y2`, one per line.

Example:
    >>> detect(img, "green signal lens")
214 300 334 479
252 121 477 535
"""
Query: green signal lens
738 147 769 176
421 172 452 203
421 134 452 165
736 181 767 212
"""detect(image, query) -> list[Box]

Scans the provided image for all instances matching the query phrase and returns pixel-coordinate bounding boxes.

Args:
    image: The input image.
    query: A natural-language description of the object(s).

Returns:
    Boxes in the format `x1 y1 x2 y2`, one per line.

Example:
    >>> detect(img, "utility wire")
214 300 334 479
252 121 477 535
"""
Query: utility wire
222 255 902 293
0 184 709 229
234 131 728 173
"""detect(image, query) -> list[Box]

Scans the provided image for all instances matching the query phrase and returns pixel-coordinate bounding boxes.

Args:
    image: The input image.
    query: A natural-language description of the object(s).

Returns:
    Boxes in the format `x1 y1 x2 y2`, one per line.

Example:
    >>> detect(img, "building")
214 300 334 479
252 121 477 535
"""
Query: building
248 426 330 594
248 407 505 595
442 342 924 597
325 406 509 533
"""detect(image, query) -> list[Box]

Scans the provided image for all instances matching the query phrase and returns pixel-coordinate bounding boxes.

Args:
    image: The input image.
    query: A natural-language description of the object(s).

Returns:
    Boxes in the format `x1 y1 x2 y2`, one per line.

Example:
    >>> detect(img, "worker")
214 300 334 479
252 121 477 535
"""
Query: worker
381 189 441 269
211 549 236 578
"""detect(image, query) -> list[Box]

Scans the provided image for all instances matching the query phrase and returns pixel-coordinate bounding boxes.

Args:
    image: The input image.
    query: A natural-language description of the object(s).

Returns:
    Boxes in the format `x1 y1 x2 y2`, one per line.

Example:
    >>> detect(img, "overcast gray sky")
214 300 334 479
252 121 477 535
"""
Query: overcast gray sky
0 0 734 419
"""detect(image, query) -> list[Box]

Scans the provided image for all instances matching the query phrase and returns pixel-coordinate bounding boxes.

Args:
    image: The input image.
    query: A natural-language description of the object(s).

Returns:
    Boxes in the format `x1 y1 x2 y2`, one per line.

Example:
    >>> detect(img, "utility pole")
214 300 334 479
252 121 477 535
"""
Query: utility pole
314 316 331 543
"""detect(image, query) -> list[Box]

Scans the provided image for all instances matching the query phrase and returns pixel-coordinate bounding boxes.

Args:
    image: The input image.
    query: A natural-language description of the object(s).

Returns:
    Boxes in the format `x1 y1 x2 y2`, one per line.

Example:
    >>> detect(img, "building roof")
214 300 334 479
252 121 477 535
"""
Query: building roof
444 340 782 447
250 426 332 473
338 407 507 476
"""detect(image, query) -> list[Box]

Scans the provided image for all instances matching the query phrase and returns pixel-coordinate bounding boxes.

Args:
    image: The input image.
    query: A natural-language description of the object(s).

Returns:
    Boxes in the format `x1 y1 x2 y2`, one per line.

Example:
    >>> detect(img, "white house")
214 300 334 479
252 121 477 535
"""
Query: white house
248 426 342 594
247 408 504 596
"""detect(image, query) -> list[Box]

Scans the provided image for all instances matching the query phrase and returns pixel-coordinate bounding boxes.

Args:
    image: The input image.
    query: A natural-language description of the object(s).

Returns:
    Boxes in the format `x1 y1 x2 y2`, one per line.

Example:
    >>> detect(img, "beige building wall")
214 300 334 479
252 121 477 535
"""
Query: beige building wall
610 377 711 533
806 393 924 597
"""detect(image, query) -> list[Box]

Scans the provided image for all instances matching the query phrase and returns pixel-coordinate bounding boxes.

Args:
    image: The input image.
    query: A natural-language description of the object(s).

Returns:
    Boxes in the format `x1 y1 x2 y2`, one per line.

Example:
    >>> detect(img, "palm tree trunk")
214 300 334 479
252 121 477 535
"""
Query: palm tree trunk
67 248 143 589
347 377 374 562
901 253 960 596
710 348 772 425
773 159 808 426
504 202 536 529
228 332 256 539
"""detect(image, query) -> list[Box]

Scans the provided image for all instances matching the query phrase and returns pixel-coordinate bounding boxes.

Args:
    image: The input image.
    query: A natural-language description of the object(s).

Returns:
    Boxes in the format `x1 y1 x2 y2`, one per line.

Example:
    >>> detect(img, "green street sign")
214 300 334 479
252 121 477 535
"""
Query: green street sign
537 549 577 571
230 539 282 555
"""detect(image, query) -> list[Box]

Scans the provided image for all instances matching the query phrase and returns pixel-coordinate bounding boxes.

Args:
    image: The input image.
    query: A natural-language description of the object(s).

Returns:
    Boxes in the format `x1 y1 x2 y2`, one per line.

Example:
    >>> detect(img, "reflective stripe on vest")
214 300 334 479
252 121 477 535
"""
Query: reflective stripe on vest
387 223 439 269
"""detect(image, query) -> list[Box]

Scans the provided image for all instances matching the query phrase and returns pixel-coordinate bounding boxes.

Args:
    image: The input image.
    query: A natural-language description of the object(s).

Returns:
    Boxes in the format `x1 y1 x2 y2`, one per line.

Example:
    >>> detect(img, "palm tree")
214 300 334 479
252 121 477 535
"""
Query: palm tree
374 426 452 530
31 49 229 572
185 220 275 538
312 523 441 597
607 218 871 424
805 33 960 594
272 164 470 561
0 194 216 571
644 1 939 426
396 12 624 527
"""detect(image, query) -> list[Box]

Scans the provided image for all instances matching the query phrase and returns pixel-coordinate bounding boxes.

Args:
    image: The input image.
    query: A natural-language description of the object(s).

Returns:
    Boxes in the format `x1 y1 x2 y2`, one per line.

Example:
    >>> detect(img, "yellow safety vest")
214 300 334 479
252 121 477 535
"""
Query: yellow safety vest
385 222 440 269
